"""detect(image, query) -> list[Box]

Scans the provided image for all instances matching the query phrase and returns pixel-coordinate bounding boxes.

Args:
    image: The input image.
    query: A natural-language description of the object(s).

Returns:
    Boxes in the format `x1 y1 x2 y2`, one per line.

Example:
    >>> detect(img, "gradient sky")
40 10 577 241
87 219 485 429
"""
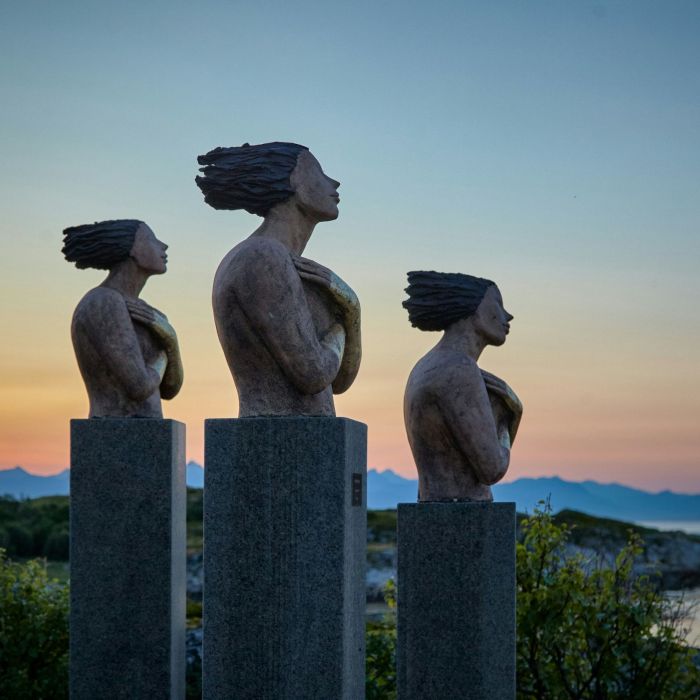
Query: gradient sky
1 1 698 492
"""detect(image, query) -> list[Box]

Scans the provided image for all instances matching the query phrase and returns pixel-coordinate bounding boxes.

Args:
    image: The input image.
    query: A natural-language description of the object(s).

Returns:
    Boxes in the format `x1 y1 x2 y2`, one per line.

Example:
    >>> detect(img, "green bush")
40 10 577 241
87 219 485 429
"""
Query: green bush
367 510 398 544
0 496 70 560
44 529 70 561
366 578 397 699
0 549 69 699
5 522 34 557
363 508 699 699
516 506 700 699
2 504 697 699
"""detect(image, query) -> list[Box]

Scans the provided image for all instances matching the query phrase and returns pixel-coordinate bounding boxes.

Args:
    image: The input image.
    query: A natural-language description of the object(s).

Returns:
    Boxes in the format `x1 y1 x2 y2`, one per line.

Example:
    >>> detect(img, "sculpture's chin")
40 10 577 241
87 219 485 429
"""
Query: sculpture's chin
319 207 339 222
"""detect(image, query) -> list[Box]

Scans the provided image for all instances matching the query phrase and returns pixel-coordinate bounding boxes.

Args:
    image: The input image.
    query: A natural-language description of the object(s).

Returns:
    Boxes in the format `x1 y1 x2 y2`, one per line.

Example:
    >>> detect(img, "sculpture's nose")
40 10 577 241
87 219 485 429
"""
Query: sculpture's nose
331 178 340 190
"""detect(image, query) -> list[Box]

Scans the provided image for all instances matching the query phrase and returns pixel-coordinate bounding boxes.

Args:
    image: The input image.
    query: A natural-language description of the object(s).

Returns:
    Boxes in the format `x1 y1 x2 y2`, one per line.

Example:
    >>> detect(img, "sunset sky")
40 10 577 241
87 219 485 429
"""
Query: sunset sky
1 1 698 493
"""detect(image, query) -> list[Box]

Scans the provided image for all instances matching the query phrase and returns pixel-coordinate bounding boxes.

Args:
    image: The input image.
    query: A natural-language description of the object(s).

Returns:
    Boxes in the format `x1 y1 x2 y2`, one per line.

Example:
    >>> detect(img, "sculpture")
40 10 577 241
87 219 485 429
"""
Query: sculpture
402 271 522 501
196 141 361 416
63 219 183 418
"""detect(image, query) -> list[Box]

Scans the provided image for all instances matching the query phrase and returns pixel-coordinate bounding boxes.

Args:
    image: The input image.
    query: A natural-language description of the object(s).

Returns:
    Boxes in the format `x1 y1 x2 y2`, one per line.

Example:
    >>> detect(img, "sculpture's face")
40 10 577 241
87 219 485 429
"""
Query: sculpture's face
130 223 168 274
290 150 341 222
472 285 513 347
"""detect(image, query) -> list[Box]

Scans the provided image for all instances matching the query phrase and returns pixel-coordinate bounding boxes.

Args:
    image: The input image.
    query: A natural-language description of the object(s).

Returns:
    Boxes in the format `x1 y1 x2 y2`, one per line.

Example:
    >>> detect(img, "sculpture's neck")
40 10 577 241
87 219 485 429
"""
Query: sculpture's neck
251 200 317 256
101 259 149 299
439 319 487 362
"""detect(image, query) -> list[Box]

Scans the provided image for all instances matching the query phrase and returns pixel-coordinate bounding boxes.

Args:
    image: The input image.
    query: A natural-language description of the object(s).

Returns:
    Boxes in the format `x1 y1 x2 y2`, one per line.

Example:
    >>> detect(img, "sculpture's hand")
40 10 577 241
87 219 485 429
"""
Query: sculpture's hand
125 299 178 351
481 370 522 415
481 369 522 444
292 255 361 394
293 256 360 318
125 298 183 400
292 255 332 287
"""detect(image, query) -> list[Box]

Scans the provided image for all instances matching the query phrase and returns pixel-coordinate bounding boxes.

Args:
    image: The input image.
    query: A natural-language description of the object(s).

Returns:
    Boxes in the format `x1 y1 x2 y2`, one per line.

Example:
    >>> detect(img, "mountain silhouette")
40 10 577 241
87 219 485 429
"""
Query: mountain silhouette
1 464 698 521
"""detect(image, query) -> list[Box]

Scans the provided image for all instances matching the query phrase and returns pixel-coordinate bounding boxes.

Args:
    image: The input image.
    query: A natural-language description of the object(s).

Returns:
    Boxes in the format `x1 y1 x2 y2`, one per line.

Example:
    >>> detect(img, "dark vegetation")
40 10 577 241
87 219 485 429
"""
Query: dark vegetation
0 490 205 558
364 507 700 700
0 551 69 699
367 509 399 544
2 494 699 698
0 495 69 560
4 493 697 561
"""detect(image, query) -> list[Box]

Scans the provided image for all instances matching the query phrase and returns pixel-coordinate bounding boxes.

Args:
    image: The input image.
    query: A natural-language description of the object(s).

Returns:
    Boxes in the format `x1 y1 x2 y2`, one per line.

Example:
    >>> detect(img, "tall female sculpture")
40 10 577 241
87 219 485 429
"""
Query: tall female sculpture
196 142 361 416
403 271 522 501
63 219 183 417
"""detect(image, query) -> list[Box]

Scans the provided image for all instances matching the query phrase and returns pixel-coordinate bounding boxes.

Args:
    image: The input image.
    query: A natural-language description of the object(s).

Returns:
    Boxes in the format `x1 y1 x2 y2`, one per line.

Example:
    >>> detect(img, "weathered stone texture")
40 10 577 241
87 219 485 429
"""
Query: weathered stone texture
203 417 366 700
398 502 516 700
70 419 186 700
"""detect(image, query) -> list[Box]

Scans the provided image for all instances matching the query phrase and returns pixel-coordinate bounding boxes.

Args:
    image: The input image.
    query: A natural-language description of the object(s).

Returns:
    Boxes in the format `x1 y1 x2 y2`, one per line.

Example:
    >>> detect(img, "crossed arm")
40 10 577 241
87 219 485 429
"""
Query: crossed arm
231 244 353 395
76 288 183 402
125 299 184 400
293 255 361 394
440 361 522 486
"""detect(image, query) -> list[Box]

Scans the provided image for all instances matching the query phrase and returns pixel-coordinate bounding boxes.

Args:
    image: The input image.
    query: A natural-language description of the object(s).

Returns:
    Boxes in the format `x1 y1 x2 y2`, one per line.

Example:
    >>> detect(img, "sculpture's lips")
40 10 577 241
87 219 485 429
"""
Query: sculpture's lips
331 194 340 203
504 325 510 334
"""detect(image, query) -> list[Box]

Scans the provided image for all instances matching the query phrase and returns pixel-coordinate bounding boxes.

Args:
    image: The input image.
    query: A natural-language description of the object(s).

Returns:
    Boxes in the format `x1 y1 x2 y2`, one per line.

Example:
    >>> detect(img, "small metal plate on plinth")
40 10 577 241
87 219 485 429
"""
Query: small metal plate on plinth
352 473 363 506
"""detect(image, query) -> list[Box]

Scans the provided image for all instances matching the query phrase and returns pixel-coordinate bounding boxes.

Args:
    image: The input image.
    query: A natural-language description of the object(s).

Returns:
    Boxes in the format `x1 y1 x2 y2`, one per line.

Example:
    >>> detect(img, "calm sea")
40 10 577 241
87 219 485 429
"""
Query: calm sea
634 520 700 536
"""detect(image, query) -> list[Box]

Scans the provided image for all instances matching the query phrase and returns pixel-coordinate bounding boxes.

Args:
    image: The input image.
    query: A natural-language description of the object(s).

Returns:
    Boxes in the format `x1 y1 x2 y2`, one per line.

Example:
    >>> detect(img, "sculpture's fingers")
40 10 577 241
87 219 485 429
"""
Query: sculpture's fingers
129 310 155 324
296 269 329 284
294 257 332 280
125 300 152 316
294 261 320 275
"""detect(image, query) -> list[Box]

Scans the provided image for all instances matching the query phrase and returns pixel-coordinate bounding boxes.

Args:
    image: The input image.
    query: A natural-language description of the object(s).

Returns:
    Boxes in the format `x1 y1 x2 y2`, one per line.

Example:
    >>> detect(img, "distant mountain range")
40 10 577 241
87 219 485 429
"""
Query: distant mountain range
367 470 700 521
0 467 71 499
1 464 698 522
0 464 205 496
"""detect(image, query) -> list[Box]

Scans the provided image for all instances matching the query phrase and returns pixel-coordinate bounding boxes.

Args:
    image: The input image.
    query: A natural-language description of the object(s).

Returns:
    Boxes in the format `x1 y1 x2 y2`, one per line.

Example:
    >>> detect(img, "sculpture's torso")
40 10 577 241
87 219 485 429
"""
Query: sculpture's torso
71 288 163 418
404 349 511 502
213 237 338 416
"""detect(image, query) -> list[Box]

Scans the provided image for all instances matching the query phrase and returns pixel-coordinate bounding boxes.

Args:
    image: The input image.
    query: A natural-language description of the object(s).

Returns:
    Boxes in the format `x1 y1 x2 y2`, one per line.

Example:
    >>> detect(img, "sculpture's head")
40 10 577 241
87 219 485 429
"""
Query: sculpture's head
403 270 513 346
195 141 340 222
62 220 168 275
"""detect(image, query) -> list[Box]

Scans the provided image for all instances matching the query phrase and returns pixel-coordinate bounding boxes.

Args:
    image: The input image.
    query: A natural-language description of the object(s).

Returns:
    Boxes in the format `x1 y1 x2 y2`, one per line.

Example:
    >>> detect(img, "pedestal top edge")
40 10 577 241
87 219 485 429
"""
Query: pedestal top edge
205 416 367 429
398 501 516 511
70 417 185 427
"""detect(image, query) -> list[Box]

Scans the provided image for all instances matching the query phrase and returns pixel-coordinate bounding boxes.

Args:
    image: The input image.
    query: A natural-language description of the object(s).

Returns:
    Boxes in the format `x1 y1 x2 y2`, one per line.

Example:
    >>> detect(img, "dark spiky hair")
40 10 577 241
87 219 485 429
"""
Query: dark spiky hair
195 141 308 216
62 219 143 270
403 270 495 331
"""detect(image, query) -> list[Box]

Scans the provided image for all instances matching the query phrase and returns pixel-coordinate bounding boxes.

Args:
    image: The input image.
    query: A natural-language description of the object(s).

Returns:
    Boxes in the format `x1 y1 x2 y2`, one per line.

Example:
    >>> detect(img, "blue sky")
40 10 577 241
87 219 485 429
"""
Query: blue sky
1 1 699 491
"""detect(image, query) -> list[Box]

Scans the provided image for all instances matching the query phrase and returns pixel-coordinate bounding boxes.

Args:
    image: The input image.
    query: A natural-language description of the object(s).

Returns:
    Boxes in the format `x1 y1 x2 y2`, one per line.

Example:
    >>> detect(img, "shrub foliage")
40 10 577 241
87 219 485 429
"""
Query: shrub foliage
2 506 698 699
0 496 69 560
0 549 69 699
364 507 699 699
516 506 699 699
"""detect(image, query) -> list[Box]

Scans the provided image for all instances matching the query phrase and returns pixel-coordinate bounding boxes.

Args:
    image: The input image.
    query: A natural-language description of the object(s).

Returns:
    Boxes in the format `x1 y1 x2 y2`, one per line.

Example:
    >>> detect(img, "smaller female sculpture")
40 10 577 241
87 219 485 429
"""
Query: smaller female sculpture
62 219 184 418
402 271 523 502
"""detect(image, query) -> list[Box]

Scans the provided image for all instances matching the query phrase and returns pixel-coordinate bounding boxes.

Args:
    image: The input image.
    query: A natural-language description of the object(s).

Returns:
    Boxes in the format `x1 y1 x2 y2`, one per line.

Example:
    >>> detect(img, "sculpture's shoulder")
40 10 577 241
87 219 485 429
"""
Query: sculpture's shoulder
215 237 294 293
73 286 126 327
408 348 480 397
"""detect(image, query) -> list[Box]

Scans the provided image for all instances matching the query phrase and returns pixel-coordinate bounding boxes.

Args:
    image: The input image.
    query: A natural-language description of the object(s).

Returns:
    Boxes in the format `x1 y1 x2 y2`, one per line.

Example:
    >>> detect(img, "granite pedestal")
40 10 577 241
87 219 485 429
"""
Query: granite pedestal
203 417 367 700
397 502 516 700
70 419 186 700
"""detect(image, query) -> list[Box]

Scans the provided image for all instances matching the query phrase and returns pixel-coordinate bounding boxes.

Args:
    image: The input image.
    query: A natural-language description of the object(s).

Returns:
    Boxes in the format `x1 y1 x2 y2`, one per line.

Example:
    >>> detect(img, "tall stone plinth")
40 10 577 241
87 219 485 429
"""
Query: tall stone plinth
70 419 186 700
397 502 516 700
203 417 367 700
